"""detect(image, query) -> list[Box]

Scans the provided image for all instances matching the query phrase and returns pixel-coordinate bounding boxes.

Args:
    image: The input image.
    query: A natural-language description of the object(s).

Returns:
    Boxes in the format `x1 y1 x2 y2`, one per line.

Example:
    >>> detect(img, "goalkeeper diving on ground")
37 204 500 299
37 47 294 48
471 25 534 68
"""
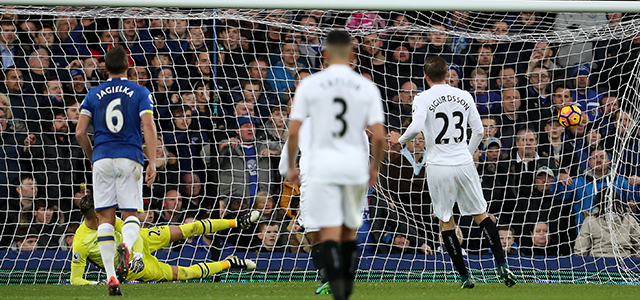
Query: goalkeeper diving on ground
70 194 260 285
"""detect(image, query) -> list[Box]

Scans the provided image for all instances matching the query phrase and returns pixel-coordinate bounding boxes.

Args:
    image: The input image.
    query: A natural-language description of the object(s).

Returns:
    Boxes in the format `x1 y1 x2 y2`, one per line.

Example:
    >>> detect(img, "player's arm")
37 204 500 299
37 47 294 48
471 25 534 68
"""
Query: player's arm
76 114 93 162
278 139 290 177
398 96 427 146
286 120 302 185
141 112 157 188
70 240 96 285
466 97 484 155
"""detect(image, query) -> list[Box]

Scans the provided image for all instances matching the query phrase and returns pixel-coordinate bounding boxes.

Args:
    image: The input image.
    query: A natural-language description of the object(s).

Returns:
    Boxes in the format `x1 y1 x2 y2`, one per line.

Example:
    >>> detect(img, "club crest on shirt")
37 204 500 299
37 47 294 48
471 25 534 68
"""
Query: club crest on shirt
72 252 81 262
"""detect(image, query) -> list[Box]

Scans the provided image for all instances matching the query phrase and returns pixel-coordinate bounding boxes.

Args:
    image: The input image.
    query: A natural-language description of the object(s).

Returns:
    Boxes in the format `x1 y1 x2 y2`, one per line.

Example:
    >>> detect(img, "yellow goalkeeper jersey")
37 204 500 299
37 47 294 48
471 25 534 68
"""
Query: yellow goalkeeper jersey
70 219 143 285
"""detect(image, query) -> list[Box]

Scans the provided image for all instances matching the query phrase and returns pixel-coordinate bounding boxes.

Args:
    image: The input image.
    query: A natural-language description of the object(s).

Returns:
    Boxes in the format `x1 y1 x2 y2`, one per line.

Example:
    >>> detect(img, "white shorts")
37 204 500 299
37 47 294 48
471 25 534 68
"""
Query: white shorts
304 182 367 230
93 158 144 212
426 163 487 222
298 180 320 233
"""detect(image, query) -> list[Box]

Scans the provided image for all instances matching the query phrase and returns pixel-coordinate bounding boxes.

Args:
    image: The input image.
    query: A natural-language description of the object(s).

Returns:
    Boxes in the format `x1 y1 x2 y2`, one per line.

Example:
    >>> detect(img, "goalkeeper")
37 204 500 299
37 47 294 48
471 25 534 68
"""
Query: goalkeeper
70 194 259 285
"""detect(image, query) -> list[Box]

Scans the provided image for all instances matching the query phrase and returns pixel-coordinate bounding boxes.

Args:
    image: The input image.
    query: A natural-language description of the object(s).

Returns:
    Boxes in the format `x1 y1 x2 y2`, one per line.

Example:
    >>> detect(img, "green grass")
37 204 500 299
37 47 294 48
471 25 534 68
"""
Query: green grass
1 282 638 300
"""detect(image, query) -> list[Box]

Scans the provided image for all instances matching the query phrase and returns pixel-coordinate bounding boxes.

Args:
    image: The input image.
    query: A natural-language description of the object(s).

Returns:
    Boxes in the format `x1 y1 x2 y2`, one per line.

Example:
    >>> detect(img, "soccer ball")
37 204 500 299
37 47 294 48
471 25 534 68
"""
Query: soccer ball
558 104 583 128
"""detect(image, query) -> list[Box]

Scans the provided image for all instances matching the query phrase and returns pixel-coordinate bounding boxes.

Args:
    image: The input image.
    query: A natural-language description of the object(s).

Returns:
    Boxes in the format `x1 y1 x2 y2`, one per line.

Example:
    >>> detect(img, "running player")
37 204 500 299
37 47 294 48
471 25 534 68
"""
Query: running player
388 56 517 289
286 30 386 300
70 194 260 285
76 46 157 295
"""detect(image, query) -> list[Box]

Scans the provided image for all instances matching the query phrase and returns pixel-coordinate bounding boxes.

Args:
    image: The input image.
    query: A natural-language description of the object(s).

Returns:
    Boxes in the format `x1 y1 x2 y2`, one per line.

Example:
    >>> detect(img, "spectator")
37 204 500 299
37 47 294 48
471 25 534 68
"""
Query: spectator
495 66 518 90
506 128 558 201
514 166 573 255
477 138 509 218
577 125 603 174
445 63 462 88
163 105 209 174
39 79 65 116
232 79 281 118
118 18 154 63
64 95 84 133
59 222 79 251
359 33 395 100
68 184 91 223
267 43 307 95
498 226 518 255
14 226 38 251
422 25 458 65
297 15 324 70
128 65 151 88
27 200 65 249
256 222 286 252
523 42 560 80
264 106 288 145
369 194 433 255
0 107 21 200
157 189 185 226
519 221 559 256
551 84 574 115
574 189 640 257
218 115 280 199
253 191 285 222
143 134 179 201
469 68 501 115
497 88 527 150
554 12 608 67
65 68 88 95
538 117 580 176
20 109 86 209
180 172 213 212
523 65 553 132
387 80 418 132
0 173 39 247
34 24 66 69
596 93 619 143
0 20 25 70
23 49 51 94
551 149 640 229
2 68 39 132
570 64 602 122
446 11 471 54
465 45 499 80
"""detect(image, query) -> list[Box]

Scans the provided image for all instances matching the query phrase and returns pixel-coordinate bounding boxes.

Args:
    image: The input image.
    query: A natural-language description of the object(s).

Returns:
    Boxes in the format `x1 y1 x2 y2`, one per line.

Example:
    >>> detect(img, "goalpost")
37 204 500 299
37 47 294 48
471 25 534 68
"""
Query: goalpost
1 2 640 285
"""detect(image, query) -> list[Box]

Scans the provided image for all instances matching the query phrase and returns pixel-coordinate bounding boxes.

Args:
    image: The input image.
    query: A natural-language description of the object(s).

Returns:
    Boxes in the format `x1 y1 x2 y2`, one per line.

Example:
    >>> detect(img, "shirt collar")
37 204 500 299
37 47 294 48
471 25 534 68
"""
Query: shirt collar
516 151 540 163
107 77 128 81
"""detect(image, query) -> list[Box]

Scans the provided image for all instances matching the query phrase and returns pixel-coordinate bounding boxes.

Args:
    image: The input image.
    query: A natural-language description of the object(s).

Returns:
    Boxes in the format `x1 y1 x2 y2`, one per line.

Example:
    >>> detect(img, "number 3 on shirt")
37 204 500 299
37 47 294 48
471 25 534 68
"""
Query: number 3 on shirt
333 97 347 138
106 98 124 133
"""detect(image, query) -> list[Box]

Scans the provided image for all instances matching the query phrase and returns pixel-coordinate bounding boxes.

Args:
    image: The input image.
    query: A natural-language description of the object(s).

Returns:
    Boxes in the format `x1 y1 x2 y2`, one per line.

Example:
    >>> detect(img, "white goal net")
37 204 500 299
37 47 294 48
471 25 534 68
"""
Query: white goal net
0 5 639 285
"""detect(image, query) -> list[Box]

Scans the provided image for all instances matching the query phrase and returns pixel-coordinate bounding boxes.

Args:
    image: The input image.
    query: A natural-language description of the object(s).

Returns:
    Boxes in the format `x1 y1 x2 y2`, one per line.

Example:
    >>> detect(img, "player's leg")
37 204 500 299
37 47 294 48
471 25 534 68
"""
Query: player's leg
472 213 516 287
93 159 121 295
300 181 330 294
340 184 368 298
427 164 473 289
171 211 260 242
116 159 144 255
306 183 346 300
172 256 256 281
457 162 516 287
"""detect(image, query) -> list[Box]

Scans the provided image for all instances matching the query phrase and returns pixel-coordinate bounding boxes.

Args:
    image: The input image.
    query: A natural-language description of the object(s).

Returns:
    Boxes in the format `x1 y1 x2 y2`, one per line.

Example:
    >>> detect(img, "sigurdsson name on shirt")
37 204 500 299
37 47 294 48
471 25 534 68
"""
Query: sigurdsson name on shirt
96 85 135 100
429 95 470 112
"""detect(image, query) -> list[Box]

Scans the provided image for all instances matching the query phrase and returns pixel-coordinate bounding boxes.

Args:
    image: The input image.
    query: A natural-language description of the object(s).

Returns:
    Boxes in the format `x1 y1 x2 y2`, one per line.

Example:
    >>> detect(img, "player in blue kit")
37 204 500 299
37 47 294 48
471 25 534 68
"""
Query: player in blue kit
76 46 158 296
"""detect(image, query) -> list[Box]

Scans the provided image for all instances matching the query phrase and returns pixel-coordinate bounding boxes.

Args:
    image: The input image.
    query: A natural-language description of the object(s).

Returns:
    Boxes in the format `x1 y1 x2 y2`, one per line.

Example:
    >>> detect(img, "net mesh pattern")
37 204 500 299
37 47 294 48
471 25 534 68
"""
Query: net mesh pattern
0 6 639 285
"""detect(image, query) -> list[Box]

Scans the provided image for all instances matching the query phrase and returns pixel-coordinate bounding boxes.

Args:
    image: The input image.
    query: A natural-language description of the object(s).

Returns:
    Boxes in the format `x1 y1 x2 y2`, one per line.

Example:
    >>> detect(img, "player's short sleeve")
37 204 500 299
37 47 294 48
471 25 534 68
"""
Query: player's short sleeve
465 91 483 134
289 80 309 122
138 88 154 117
79 94 93 118
366 85 385 126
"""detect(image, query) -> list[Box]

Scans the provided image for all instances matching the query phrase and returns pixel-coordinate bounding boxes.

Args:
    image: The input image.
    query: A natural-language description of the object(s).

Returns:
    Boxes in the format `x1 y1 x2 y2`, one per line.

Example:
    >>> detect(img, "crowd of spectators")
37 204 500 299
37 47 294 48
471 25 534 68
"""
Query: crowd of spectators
0 9 639 260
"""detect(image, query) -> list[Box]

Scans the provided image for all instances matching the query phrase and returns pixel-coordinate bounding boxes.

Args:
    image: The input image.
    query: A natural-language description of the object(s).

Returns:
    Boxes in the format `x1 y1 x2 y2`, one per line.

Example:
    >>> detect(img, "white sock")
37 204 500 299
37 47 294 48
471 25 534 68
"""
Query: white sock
97 223 117 280
122 216 141 254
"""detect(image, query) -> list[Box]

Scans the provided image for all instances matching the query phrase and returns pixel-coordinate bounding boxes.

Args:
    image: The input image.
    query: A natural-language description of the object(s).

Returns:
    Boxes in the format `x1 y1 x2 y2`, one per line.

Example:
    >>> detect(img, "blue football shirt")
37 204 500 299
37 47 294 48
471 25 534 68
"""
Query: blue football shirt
80 77 153 165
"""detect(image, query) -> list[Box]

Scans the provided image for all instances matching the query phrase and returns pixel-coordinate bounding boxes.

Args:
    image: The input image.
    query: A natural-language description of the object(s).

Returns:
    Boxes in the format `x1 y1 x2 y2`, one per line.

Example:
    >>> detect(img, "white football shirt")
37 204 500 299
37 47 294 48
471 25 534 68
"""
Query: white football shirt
399 83 483 166
289 64 384 185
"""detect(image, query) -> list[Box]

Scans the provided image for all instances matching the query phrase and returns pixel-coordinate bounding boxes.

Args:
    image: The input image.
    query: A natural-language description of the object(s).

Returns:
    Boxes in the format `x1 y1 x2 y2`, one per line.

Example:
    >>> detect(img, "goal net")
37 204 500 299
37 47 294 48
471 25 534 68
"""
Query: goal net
0 5 639 285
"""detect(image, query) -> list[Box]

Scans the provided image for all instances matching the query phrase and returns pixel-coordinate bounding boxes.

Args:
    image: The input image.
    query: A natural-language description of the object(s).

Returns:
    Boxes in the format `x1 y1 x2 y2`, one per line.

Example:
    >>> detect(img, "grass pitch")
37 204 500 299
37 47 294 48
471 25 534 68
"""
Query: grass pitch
1 282 638 300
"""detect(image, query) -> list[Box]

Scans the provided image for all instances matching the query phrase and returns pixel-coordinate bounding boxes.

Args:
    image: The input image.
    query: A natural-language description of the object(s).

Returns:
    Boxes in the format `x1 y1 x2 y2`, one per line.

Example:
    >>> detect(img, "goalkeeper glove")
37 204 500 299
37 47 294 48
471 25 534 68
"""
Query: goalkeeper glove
129 252 145 273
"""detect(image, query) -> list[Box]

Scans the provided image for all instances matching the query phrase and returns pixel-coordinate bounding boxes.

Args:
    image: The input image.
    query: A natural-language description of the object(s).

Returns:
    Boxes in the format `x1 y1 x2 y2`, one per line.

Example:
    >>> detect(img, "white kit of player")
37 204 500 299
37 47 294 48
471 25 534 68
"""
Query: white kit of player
399 84 486 222
289 64 384 230
279 118 318 232
92 158 144 212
